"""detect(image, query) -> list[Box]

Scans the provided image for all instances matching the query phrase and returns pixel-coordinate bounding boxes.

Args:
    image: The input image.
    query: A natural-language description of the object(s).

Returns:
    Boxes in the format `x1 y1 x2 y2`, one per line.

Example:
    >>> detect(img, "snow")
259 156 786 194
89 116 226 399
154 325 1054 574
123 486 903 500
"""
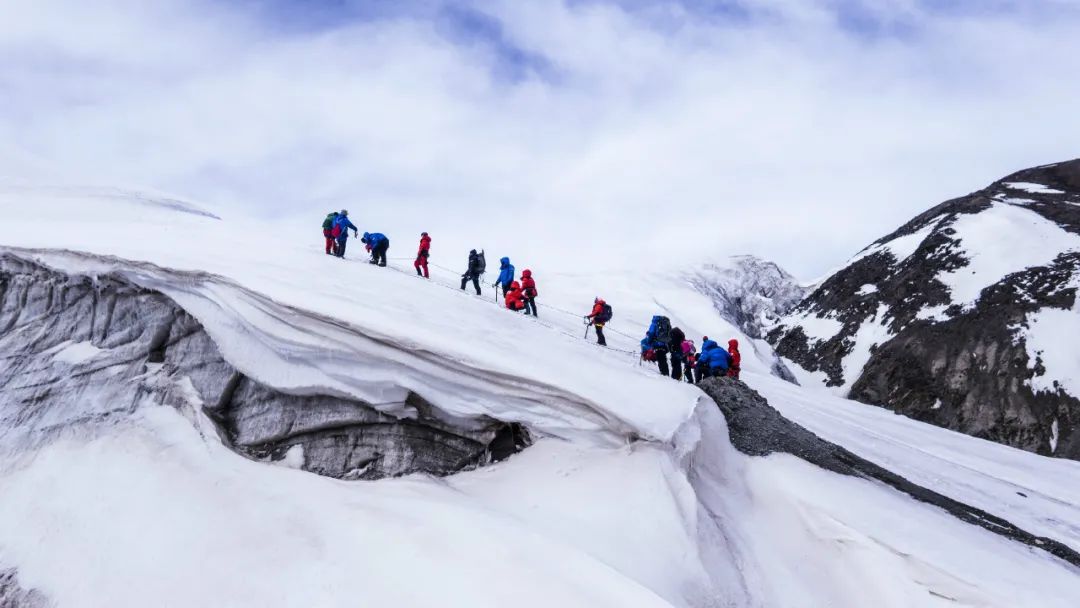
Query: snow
856 283 878 295
937 202 1080 308
1004 182 1066 195
3 184 1080 607
784 310 845 344
837 303 894 392
915 304 949 322
755 371 1080 553
1052 419 1060 454
48 340 104 365
0 407 683 608
850 219 939 267
1023 278 1080 398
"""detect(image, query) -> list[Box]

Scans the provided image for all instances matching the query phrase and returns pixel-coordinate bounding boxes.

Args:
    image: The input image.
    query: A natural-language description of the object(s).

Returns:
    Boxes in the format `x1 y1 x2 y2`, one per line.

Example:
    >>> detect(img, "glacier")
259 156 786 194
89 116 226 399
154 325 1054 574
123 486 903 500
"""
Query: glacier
1 184 1079 607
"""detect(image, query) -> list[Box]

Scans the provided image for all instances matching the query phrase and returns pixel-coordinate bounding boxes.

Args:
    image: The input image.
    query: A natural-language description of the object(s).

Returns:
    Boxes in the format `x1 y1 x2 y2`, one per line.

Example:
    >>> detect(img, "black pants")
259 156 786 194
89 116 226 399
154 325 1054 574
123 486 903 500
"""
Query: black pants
594 324 607 346
371 241 389 266
523 297 537 316
461 274 481 295
655 348 669 376
670 355 683 381
335 236 349 258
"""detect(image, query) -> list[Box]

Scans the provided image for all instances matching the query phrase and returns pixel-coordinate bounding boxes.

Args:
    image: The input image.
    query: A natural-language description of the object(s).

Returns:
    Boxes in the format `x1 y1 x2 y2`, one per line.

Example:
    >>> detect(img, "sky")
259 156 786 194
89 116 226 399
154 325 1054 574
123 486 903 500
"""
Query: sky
2 0 1080 278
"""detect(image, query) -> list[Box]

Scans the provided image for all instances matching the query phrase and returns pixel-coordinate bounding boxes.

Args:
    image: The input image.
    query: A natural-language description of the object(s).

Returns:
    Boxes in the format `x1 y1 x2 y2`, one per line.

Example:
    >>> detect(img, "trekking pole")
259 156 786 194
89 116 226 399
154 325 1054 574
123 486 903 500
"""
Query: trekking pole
583 320 591 339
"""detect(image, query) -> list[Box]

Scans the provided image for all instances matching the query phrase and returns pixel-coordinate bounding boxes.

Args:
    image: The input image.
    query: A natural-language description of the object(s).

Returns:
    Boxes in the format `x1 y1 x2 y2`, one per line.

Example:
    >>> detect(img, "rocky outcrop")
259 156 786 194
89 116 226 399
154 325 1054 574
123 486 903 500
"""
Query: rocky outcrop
0 255 526 479
698 376 1080 568
0 569 50 608
768 159 1080 458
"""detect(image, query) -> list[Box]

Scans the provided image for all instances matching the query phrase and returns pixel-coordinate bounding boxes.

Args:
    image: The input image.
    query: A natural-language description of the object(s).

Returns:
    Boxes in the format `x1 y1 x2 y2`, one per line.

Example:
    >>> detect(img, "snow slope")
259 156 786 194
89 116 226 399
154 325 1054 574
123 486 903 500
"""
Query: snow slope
2 184 1079 607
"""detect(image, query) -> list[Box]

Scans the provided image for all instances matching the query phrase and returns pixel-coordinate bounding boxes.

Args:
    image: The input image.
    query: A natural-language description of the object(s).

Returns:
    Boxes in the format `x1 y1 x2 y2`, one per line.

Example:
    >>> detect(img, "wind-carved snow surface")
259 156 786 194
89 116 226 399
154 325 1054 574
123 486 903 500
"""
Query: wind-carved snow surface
2 186 1080 607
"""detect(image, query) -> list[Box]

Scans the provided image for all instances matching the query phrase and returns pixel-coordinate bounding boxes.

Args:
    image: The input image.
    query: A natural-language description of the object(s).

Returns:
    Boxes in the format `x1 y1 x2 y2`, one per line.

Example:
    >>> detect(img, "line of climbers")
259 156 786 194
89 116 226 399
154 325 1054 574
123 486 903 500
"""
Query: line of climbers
639 315 741 384
322 211 541 316
319 212 740 367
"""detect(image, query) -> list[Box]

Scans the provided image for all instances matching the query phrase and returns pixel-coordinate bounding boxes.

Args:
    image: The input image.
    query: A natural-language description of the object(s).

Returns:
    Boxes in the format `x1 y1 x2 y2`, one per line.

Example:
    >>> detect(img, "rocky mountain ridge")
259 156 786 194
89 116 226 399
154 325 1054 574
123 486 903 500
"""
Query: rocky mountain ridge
768 159 1080 458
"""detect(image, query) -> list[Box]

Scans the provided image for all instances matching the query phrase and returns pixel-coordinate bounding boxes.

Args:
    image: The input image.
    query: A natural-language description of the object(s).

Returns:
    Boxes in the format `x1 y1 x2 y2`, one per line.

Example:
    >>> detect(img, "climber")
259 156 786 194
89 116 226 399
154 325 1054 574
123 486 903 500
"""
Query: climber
585 298 611 346
640 315 672 376
520 269 538 316
681 338 697 384
697 337 731 380
321 211 339 255
505 280 526 312
494 257 515 301
669 326 687 381
727 339 742 379
414 232 431 278
332 210 359 258
361 232 390 267
460 249 486 295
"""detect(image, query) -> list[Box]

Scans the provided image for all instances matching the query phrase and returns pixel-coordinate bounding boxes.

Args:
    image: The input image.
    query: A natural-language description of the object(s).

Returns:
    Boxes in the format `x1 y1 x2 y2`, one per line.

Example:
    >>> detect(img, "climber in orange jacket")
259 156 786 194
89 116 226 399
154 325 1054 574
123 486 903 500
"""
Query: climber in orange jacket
505 280 526 312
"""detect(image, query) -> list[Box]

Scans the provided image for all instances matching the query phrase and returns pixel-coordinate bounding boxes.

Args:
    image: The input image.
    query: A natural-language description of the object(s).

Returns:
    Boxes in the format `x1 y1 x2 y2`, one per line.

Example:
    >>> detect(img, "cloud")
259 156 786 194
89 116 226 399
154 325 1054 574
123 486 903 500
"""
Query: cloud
2 0 1079 277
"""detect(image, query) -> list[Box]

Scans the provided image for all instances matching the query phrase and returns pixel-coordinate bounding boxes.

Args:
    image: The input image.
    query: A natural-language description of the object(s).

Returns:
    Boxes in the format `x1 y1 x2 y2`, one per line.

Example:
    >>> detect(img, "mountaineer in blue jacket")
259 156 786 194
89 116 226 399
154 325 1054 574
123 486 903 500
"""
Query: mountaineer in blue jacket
696 338 731 381
332 210 359 259
361 232 390 267
493 257 515 299
640 315 672 377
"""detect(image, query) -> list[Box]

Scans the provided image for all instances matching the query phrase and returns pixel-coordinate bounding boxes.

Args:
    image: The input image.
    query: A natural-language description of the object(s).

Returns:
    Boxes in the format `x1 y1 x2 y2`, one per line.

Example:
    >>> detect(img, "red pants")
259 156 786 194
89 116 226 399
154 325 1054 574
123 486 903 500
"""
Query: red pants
324 230 335 255
414 257 429 278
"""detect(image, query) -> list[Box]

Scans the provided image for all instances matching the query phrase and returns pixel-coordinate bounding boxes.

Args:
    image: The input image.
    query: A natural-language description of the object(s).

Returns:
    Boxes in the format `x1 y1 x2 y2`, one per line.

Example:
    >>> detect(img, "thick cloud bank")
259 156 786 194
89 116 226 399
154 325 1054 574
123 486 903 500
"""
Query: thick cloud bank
2 0 1079 276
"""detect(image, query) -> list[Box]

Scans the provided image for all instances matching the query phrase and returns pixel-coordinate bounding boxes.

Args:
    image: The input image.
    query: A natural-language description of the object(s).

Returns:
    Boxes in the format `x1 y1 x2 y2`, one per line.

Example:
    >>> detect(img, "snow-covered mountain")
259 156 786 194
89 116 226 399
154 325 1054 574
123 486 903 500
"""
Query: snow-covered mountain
684 255 806 340
2 183 1079 607
769 159 1080 459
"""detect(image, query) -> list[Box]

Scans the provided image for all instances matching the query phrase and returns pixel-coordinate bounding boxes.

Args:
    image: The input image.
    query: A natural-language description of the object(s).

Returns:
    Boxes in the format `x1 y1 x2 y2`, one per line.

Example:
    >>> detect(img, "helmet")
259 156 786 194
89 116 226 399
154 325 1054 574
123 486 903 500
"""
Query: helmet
340 209 349 216
421 232 428 237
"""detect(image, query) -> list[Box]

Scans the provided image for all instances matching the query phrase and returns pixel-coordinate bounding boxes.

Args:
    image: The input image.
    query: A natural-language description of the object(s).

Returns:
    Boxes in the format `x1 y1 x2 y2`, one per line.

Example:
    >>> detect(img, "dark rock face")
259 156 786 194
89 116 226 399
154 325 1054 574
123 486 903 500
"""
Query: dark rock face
0 256 526 479
768 159 1080 458
0 569 50 608
698 376 1080 568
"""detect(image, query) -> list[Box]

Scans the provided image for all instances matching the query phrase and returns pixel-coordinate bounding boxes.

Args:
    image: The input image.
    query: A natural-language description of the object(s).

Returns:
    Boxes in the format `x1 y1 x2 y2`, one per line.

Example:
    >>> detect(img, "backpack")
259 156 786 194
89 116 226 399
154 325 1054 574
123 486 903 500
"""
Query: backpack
597 303 613 323
476 250 487 274
322 213 336 230
651 316 672 347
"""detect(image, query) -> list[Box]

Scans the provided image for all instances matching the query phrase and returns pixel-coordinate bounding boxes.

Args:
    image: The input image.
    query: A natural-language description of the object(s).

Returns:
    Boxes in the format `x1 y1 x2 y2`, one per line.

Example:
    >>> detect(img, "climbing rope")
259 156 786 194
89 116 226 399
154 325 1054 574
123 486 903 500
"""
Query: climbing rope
346 252 641 356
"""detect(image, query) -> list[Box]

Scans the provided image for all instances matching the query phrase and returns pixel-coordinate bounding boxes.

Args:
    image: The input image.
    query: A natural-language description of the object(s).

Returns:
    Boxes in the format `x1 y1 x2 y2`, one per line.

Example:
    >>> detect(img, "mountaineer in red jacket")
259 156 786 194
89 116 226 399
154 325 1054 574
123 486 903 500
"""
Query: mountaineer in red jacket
414 232 431 278
727 339 742 379
520 269 538 316
505 280 526 312
585 298 612 346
